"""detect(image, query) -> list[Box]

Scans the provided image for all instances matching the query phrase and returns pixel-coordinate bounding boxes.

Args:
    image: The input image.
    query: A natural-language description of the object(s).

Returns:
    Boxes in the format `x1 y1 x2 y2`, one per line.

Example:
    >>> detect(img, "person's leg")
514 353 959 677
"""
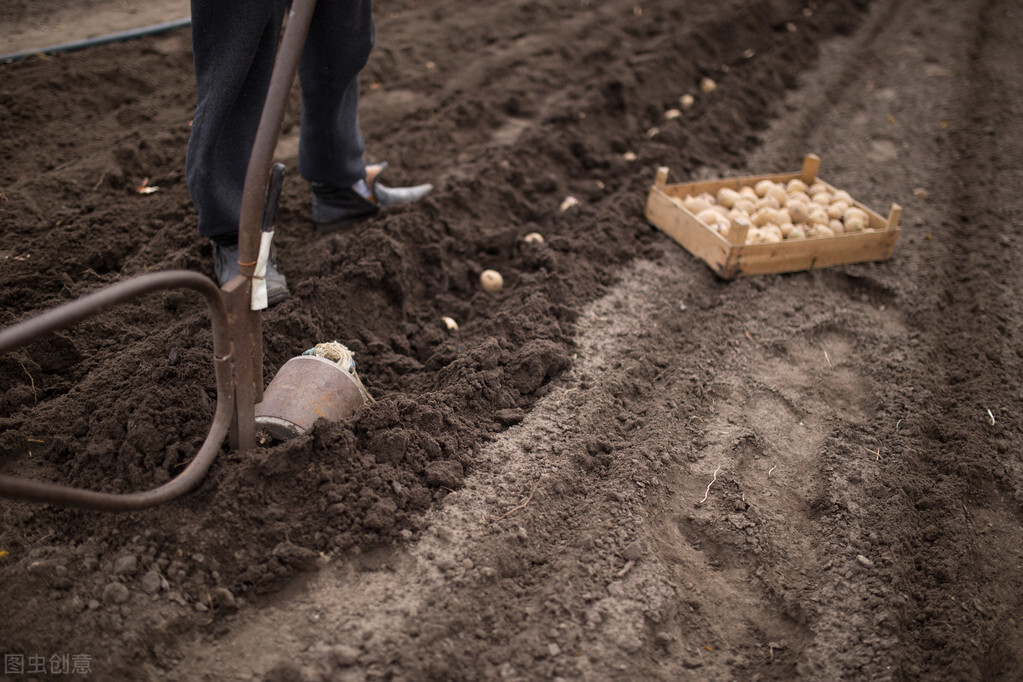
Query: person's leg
186 0 286 245
296 0 375 189
296 0 432 232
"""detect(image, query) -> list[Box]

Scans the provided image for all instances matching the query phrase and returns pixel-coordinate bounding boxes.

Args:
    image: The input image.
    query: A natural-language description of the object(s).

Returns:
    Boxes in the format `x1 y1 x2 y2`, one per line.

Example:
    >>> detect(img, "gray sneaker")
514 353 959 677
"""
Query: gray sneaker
212 241 290 306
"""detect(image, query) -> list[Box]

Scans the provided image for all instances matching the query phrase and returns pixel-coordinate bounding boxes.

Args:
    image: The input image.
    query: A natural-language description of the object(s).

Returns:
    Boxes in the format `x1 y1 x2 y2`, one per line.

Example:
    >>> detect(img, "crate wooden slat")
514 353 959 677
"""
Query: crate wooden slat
645 154 902 280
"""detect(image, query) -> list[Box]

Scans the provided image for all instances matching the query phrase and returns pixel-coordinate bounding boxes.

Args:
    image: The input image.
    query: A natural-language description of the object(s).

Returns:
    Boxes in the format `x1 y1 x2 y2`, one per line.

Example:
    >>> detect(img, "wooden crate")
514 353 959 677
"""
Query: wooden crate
645 154 902 280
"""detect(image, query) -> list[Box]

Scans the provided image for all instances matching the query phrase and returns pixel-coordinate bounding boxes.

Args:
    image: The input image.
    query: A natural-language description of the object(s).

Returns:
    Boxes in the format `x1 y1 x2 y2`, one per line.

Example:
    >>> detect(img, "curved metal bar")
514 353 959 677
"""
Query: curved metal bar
0 270 235 512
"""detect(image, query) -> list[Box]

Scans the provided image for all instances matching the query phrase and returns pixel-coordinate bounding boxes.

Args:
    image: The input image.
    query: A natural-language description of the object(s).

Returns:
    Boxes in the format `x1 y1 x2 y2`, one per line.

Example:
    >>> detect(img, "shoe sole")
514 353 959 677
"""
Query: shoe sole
267 286 290 307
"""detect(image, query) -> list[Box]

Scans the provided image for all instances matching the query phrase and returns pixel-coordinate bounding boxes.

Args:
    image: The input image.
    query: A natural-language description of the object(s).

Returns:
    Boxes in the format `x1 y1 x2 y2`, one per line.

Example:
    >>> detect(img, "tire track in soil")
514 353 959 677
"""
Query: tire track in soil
745 0 1023 678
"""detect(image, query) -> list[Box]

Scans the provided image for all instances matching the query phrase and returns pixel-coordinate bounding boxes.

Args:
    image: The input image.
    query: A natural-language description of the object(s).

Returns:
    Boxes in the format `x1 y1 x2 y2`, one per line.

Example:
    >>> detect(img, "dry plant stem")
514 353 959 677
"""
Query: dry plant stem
491 479 542 523
17 358 37 402
700 466 721 505
863 445 882 461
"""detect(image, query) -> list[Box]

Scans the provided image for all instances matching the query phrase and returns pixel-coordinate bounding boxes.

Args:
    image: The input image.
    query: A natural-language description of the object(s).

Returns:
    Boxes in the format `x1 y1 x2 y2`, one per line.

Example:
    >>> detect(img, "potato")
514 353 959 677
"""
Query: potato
843 206 868 222
829 218 846 234
831 189 853 204
842 208 867 232
807 206 830 226
683 195 714 215
779 222 795 237
811 191 832 206
728 207 751 223
826 201 849 219
739 185 758 200
814 225 835 238
787 200 809 224
808 182 827 195
788 190 811 204
696 208 729 233
751 208 777 227
756 195 781 211
766 184 788 206
480 269 504 292
695 208 718 224
717 187 741 208
843 206 869 232
754 179 777 197
788 224 807 239
786 178 808 194
762 224 783 242
734 198 757 214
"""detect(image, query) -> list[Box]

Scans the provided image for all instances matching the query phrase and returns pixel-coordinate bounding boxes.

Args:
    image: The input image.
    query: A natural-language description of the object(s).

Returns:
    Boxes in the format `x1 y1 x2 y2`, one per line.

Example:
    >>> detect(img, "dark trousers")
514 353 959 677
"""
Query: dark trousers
186 0 375 244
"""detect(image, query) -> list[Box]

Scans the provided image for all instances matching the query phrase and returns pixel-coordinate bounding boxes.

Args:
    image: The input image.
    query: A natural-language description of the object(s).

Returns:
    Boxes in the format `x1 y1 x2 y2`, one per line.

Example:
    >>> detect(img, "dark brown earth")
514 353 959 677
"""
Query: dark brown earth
2 0 1023 680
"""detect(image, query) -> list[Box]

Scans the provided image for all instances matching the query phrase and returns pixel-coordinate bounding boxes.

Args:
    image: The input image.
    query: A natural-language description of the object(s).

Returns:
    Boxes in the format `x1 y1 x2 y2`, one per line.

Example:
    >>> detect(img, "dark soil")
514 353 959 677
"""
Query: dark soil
2 0 1022 680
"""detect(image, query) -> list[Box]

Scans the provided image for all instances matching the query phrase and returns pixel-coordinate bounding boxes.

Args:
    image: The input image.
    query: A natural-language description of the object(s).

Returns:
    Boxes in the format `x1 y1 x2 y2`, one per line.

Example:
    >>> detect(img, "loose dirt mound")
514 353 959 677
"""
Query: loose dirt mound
2 0 1022 680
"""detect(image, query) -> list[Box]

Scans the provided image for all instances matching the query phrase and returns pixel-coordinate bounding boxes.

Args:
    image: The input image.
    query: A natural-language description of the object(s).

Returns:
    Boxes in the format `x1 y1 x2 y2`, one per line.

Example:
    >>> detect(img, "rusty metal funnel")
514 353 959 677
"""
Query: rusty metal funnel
255 342 373 440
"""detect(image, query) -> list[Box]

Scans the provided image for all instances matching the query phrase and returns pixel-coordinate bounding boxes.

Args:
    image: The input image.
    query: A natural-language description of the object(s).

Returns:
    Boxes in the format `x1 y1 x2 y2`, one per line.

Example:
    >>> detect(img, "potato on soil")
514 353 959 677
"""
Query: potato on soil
480 269 504 292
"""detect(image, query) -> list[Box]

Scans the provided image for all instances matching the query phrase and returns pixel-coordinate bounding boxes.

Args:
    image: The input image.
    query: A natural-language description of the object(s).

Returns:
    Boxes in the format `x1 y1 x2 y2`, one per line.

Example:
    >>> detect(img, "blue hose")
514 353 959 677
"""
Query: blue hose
1 17 192 64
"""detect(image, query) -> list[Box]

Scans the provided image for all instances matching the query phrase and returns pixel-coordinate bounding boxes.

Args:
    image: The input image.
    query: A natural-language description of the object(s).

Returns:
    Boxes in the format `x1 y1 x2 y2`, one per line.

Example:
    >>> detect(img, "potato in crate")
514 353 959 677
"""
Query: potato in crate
645 154 902 280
